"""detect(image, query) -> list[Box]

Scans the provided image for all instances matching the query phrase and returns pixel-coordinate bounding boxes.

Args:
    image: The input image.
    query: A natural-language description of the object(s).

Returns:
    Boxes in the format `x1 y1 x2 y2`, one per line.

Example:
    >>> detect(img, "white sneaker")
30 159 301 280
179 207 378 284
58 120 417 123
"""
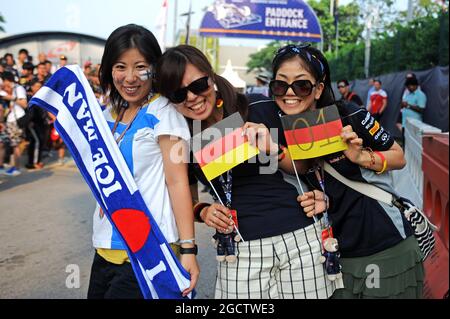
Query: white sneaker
4 167 21 176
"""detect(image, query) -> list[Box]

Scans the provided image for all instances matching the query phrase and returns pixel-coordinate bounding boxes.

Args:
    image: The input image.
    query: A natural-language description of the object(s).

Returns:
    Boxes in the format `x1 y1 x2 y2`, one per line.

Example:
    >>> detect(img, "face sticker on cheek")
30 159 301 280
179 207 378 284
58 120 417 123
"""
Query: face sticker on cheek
139 69 154 81
112 69 125 85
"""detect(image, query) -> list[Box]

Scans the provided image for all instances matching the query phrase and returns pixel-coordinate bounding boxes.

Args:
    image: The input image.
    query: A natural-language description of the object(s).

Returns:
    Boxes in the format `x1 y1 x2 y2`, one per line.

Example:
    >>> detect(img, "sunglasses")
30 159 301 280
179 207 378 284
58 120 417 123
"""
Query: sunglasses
168 76 211 104
337 85 346 89
269 79 317 97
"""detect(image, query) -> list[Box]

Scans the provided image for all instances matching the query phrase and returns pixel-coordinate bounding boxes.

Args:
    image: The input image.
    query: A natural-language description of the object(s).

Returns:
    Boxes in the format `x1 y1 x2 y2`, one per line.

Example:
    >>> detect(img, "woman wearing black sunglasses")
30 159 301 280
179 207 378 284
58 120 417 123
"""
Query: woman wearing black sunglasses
156 45 336 299
271 44 424 299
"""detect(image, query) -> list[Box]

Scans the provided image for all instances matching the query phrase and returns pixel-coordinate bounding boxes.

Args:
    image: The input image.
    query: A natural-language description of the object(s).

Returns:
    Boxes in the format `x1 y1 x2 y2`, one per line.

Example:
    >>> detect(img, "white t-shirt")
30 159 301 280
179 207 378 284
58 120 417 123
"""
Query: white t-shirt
6 85 27 123
92 95 191 249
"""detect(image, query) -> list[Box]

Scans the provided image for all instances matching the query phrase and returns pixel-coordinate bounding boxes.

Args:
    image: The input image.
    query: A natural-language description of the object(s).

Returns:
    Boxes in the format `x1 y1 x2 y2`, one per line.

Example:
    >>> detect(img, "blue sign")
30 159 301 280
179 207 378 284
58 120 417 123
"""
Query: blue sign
199 0 322 42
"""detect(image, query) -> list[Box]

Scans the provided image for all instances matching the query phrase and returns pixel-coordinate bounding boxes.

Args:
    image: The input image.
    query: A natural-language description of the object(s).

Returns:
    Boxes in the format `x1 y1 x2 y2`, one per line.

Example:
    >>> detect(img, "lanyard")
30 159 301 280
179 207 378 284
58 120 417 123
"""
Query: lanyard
111 102 146 144
310 163 331 229
218 170 233 208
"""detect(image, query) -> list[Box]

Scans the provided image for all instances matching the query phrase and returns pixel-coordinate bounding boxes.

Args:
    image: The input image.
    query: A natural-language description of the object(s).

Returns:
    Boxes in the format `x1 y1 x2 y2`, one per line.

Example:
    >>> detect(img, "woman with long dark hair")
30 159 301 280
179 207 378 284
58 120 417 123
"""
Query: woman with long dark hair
157 45 336 299
270 44 424 299
87 25 199 299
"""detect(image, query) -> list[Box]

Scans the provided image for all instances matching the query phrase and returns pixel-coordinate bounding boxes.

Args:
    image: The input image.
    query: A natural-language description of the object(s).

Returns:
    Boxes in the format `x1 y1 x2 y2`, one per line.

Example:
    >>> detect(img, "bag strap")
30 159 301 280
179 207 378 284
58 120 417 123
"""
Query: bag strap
323 162 438 231
323 161 394 206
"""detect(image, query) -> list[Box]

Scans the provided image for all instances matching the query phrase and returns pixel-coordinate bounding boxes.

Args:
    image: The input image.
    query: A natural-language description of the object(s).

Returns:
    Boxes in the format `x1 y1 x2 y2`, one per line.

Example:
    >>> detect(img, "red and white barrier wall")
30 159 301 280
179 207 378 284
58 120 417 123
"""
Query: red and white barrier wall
422 132 449 299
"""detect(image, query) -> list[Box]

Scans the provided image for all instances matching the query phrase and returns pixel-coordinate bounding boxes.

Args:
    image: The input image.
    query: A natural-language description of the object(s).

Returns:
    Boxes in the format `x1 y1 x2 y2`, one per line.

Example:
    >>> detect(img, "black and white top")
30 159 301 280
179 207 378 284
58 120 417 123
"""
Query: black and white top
302 101 414 258
189 95 313 241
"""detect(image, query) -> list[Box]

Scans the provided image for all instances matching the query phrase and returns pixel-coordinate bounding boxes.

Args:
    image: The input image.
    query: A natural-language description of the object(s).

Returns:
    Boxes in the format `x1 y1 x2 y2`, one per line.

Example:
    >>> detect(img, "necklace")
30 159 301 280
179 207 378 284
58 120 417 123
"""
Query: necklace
111 93 153 144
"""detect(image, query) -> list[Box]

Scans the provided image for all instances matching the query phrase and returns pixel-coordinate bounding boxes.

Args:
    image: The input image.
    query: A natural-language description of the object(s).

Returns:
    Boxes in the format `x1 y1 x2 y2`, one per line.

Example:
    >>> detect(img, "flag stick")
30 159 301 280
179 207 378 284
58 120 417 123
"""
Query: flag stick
290 157 319 223
208 180 245 243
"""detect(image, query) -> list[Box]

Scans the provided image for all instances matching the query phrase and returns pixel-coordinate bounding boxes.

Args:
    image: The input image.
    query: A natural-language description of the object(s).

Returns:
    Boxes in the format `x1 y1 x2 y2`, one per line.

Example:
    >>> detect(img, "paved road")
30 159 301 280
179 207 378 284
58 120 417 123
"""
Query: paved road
0 159 217 299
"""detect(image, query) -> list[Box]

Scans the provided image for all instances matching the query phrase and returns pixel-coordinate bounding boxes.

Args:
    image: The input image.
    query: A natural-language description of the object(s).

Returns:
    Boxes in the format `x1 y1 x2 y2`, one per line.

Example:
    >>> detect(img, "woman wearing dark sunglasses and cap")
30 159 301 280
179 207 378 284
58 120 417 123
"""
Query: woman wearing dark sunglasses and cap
156 45 336 299
270 44 424 299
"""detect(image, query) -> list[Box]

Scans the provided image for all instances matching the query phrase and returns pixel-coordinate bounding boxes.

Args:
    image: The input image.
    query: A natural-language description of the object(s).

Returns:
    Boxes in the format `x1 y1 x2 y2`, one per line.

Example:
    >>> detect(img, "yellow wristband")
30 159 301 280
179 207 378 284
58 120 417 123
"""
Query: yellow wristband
374 151 387 174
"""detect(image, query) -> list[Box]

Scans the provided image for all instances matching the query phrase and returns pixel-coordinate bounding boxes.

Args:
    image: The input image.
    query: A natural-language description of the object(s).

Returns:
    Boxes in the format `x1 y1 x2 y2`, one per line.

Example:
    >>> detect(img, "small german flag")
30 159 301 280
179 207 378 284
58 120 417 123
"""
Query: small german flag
192 112 259 181
280 105 347 160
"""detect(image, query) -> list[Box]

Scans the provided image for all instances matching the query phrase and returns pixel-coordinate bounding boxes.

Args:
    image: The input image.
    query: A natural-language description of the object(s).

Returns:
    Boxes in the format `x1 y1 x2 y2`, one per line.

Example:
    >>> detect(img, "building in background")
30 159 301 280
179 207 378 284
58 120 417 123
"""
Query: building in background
0 31 106 67
176 29 261 86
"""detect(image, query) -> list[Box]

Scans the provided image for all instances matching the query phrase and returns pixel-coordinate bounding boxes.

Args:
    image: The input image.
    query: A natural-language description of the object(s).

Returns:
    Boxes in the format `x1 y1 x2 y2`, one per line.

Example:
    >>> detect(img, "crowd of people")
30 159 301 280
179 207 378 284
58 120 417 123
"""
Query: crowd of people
336 73 428 148
1 24 430 300
0 49 102 176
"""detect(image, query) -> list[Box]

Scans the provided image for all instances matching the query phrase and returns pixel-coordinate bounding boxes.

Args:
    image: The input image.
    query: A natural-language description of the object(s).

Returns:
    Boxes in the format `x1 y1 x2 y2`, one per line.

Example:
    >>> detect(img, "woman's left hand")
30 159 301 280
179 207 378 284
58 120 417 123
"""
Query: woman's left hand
180 253 200 297
242 122 278 155
297 190 328 218
341 125 364 164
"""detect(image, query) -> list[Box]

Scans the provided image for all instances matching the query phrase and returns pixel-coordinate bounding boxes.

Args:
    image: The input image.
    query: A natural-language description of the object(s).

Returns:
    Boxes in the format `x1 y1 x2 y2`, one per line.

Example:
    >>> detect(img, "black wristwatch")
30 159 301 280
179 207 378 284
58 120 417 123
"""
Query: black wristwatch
180 244 198 255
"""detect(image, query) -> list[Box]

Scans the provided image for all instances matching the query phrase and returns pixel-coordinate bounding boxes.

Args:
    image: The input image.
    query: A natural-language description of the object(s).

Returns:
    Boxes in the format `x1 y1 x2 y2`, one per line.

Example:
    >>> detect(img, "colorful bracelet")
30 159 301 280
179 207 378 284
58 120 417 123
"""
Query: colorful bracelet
362 147 375 169
374 151 387 174
193 202 209 223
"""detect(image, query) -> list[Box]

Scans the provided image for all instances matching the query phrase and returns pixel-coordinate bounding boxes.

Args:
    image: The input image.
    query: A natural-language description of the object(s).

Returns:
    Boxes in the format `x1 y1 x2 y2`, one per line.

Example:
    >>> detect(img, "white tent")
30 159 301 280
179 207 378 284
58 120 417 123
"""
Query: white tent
220 59 246 93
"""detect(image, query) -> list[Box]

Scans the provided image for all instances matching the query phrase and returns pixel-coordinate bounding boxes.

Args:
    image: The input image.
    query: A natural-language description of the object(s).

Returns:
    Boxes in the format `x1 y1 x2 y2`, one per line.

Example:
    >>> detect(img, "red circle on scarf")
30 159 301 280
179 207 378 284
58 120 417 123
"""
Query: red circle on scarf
111 209 151 253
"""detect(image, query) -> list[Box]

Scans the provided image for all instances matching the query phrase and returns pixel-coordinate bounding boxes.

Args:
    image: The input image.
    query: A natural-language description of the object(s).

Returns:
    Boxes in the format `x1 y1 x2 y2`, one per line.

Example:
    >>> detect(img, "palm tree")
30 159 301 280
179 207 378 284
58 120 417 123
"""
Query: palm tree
0 13 5 32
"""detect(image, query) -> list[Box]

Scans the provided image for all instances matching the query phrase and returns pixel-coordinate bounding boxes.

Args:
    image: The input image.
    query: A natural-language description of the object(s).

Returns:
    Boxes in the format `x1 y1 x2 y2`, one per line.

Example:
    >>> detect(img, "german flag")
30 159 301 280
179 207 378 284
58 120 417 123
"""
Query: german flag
280 105 347 160
192 112 259 181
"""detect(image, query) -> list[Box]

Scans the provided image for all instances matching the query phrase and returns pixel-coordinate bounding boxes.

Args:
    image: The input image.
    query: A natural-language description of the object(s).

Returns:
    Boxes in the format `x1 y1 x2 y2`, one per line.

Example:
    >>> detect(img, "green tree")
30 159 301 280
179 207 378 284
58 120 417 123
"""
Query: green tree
308 0 364 53
0 13 5 32
246 1 364 73
246 41 281 74
327 10 448 81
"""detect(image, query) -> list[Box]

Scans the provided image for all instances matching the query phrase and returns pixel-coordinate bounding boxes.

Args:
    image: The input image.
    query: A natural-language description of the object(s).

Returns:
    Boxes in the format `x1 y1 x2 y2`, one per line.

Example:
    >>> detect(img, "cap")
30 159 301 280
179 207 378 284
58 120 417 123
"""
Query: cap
60 55 67 60
255 72 271 84
84 61 92 68
337 79 349 86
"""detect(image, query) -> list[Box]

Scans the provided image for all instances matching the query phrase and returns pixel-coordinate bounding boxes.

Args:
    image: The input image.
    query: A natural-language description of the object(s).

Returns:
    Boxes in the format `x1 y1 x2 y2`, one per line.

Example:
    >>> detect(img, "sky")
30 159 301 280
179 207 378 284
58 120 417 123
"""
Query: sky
0 0 408 47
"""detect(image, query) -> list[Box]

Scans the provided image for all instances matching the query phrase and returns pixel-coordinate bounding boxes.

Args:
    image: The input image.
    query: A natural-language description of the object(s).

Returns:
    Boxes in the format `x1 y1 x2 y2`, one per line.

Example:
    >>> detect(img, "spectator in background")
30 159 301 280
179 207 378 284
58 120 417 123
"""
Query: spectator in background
34 62 50 84
57 55 68 70
19 62 35 96
397 76 427 147
25 80 46 170
88 66 102 99
83 61 93 78
16 49 30 75
402 73 421 99
247 71 270 97
38 53 47 64
1 71 28 176
3 53 19 80
367 79 388 121
0 101 8 174
365 78 375 110
44 60 56 76
337 79 364 107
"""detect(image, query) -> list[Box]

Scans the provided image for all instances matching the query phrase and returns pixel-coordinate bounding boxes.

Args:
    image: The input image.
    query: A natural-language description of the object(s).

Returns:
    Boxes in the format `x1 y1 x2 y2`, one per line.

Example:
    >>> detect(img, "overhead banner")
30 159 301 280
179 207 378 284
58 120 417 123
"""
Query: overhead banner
199 0 322 42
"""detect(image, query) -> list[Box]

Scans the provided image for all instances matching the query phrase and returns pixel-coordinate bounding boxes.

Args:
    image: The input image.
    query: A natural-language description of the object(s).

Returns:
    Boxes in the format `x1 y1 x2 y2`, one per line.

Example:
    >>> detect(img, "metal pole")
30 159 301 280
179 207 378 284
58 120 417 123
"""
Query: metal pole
364 12 372 78
407 0 414 22
185 0 192 45
173 0 178 46
335 12 339 58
